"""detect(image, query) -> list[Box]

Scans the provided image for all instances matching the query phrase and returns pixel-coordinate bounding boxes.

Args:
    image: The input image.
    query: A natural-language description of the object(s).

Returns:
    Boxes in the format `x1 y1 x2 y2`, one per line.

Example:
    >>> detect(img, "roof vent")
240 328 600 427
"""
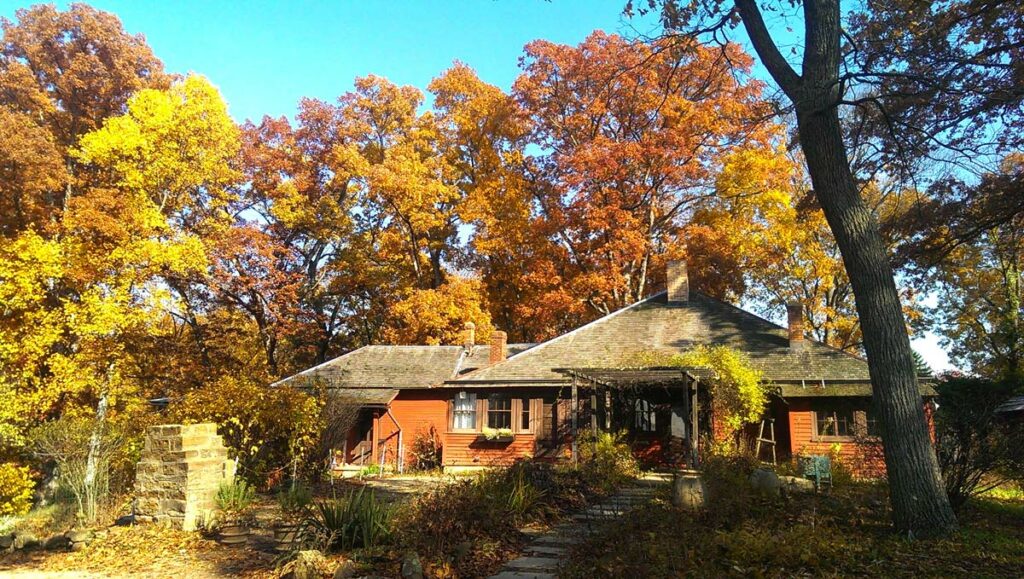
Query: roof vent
667 260 689 303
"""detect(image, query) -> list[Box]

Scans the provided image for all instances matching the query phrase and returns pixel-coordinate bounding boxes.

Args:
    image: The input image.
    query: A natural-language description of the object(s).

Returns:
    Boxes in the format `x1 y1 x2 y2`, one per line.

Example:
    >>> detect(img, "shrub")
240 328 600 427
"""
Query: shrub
298 487 392 552
576 430 640 494
0 462 34 516
409 426 443 472
476 462 551 524
216 479 257 516
935 376 1024 508
699 444 766 525
29 415 125 524
170 374 323 488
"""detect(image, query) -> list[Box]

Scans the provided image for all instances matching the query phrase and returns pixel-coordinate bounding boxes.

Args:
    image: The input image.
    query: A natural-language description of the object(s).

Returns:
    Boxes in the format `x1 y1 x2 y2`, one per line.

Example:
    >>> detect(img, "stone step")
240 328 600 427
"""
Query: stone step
504 556 560 572
492 484 658 578
534 533 583 545
489 572 557 579
620 486 657 492
524 545 567 557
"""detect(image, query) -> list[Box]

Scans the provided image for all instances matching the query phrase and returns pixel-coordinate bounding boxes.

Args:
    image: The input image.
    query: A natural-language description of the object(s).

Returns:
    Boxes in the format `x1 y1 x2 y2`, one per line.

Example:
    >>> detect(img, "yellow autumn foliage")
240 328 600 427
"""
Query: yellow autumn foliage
0 462 34 516
627 345 769 432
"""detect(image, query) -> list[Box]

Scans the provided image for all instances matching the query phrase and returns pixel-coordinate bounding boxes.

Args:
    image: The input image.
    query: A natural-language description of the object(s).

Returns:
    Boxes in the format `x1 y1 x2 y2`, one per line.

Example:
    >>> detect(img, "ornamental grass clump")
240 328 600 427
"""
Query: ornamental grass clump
297 487 392 552
216 479 257 514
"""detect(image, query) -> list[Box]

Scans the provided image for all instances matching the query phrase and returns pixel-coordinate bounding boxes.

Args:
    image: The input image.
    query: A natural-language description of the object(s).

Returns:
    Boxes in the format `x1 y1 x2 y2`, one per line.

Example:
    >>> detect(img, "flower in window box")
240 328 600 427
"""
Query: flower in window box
481 427 514 441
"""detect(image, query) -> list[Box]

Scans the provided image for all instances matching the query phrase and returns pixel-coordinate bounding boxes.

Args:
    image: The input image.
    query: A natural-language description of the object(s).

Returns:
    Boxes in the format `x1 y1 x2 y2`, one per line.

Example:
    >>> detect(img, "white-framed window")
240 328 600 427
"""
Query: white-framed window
453 391 477 430
635 398 656 433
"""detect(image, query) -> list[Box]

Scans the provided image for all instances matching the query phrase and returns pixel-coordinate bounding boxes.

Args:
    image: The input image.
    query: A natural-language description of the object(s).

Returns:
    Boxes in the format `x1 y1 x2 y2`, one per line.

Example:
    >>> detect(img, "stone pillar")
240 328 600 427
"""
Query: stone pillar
134 423 235 531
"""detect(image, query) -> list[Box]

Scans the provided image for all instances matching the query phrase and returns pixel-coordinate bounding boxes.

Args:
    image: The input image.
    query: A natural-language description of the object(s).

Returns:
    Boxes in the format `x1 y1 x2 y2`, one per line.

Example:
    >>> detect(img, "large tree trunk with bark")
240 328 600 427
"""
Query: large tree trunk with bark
798 106 957 536
734 0 957 536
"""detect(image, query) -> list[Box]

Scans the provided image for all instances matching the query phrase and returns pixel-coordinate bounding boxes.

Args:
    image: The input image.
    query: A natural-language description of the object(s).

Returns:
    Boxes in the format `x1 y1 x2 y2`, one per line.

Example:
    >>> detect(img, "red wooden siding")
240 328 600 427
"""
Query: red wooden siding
786 398 887 478
379 390 448 468
442 432 536 466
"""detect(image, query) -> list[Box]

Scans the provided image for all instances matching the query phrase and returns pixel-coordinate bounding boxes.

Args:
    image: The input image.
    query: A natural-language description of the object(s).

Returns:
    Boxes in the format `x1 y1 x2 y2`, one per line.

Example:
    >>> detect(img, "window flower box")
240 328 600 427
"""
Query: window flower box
478 427 514 443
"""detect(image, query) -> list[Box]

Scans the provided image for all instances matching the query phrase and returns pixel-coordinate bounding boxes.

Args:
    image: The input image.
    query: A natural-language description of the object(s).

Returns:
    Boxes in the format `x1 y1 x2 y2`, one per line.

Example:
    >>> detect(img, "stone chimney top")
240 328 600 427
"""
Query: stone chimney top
463 321 476 352
667 260 689 303
489 330 507 365
786 302 805 349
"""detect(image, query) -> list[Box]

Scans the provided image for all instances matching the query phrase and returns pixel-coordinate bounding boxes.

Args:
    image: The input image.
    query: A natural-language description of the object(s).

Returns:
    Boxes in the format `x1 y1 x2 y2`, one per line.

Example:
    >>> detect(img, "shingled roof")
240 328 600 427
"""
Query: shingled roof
274 343 534 390
448 291 872 385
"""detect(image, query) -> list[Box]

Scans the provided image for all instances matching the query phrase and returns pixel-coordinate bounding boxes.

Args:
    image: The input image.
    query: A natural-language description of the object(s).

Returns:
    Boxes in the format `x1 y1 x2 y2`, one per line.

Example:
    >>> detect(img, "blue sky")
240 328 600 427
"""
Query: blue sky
2 0 660 123
0 0 954 370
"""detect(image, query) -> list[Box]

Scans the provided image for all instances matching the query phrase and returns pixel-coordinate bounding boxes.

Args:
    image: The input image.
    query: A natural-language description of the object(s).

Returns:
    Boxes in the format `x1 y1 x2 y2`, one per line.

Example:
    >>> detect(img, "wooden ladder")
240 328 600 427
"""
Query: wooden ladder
755 418 777 465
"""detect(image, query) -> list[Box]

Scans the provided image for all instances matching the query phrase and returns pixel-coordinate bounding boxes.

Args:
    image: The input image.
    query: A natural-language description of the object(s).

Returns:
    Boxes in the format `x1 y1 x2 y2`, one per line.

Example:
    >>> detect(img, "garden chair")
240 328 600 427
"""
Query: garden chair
800 455 832 492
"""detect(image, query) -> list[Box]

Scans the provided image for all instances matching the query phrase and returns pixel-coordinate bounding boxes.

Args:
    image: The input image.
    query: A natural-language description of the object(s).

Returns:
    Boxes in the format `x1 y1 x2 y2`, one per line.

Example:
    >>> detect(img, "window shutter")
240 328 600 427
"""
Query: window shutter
476 396 486 431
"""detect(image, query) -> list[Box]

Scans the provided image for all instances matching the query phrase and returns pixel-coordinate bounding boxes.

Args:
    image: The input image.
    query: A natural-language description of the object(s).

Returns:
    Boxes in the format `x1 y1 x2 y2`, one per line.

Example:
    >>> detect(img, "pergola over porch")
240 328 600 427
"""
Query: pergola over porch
556 366 716 468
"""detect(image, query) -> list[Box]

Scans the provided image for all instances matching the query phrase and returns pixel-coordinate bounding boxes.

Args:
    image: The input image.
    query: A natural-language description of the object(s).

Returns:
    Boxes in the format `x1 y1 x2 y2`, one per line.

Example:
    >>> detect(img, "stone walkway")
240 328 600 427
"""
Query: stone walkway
489 474 670 579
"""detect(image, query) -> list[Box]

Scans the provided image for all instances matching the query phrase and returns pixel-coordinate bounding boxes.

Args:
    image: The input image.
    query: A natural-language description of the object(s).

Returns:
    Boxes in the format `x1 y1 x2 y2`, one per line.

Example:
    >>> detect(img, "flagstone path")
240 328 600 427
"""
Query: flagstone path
488 473 671 579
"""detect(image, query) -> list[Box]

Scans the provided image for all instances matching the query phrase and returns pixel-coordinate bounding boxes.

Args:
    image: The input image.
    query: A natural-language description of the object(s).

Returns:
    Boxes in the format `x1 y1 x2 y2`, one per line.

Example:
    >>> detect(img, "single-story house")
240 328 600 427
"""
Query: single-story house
276 261 935 477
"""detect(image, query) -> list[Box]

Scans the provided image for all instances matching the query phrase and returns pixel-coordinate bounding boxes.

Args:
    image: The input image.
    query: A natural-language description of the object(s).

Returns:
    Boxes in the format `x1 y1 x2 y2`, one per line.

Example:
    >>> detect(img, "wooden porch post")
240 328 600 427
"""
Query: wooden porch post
605 389 613 430
691 378 700 467
591 387 599 436
571 375 578 466
371 411 380 465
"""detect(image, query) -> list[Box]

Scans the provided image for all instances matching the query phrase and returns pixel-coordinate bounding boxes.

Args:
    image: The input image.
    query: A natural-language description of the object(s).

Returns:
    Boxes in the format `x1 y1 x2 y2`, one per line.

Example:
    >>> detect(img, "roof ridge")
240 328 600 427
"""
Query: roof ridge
693 291 869 364
362 344 463 349
270 346 366 387
449 292 665 383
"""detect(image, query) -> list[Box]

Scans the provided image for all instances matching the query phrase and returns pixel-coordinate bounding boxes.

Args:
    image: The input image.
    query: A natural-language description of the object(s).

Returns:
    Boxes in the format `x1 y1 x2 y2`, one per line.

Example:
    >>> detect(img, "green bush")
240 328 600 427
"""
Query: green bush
216 479 256 515
299 487 392 552
577 430 640 494
935 376 1024 509
359 463 385 477
0 462 34 516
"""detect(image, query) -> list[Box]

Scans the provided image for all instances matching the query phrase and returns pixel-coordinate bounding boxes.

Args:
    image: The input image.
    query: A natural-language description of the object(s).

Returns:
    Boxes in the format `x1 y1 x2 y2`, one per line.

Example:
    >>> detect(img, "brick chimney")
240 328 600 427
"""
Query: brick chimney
489 330 507 365
786 302 805 348
667 260 689 303
462 321 475 351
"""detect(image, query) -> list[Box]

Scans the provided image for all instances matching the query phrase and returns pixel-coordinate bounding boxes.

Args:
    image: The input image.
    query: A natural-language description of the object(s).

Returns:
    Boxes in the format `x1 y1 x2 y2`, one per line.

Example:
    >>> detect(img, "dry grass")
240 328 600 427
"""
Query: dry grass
562 481 1024 578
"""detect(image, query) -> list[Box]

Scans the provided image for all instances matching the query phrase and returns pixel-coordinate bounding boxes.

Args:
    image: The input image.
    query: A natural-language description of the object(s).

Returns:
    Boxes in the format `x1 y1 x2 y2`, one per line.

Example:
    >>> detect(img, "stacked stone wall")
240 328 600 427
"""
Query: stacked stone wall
135 423 234 531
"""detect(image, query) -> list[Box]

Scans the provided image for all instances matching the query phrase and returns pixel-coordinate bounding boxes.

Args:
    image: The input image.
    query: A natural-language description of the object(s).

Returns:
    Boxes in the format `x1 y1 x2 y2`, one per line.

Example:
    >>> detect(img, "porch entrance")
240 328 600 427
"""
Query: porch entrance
559 367 714 469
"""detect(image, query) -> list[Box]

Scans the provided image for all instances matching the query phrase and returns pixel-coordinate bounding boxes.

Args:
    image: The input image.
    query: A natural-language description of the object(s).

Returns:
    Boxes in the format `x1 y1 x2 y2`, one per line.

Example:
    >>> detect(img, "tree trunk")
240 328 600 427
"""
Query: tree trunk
798 105 957 537
734 0 957 537
84 387 110 524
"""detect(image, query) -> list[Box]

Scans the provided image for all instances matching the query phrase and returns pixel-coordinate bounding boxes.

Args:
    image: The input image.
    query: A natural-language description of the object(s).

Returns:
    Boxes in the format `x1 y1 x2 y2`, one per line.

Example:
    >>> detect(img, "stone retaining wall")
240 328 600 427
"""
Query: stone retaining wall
134 423 234 531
